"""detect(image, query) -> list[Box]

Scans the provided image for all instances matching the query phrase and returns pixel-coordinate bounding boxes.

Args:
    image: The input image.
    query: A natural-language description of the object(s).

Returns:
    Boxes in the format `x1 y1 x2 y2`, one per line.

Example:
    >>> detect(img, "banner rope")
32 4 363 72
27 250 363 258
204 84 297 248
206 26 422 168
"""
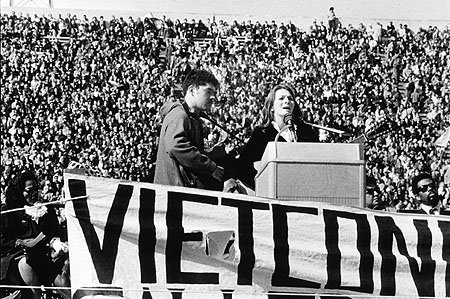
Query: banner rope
0 195 88 215
0 285 435 298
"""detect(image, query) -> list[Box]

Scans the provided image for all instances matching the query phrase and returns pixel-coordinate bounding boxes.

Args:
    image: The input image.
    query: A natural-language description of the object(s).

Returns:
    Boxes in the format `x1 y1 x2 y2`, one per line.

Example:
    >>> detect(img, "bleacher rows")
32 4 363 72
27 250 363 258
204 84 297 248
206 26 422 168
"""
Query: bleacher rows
42 35 248 46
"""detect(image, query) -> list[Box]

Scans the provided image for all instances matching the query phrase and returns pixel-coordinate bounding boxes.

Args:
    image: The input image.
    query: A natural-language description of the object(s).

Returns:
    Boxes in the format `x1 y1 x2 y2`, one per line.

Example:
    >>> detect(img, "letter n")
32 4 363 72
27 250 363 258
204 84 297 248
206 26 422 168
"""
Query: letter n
375 216 435 297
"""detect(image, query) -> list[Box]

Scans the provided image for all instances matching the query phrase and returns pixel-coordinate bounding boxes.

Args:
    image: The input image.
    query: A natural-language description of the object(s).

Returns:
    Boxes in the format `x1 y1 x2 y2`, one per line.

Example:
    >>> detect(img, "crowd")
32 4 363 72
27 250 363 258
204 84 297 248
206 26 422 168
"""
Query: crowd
1 11 449 213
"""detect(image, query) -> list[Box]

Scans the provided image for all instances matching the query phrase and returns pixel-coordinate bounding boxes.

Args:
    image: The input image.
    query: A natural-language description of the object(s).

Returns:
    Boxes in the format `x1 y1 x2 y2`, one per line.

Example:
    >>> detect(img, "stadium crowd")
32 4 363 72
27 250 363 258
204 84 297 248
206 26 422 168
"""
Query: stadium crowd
1 11 449 213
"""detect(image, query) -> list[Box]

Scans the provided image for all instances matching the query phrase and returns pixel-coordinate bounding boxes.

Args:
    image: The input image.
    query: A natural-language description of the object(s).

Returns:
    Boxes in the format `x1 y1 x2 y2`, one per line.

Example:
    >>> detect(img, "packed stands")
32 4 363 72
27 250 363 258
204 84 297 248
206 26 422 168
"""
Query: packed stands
1 11 449 211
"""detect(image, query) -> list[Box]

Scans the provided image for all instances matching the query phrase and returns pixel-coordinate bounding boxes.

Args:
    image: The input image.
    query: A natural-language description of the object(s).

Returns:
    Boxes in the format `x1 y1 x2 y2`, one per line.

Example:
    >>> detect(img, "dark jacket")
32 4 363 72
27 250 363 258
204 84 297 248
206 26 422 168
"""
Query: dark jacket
236 122 318 189
154 101 218 189
1 203 62 284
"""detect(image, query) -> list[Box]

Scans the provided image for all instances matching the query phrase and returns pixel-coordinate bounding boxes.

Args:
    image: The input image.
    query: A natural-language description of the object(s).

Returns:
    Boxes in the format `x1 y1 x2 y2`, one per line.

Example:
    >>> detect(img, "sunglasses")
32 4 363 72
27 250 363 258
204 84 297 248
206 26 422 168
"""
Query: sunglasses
417 183 435 193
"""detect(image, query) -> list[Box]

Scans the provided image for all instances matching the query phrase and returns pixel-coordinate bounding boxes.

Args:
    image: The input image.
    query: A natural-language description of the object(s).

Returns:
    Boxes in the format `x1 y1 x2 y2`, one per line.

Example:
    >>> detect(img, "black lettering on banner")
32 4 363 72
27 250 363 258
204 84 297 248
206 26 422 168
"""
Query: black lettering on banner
375 216 435 297
166 191 219 284
168 288 184 299
323 210 374 293
414 219 436 296
139 188 157 283
142 287 153 299
68 179 133 284
222 198 270 285
271 204 320 289
221 289 234 299
438 220 450 297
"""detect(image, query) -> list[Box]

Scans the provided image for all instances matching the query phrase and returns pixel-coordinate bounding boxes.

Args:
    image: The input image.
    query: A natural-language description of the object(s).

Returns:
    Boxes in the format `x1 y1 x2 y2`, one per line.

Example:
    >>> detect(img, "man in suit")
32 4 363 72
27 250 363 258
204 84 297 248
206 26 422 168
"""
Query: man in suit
411 173 441 215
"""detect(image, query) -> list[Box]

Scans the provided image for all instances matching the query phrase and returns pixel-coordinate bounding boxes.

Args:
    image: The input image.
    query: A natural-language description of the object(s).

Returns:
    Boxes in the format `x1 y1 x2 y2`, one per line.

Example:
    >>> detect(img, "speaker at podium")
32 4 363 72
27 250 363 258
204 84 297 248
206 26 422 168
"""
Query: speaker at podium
254 142 366 207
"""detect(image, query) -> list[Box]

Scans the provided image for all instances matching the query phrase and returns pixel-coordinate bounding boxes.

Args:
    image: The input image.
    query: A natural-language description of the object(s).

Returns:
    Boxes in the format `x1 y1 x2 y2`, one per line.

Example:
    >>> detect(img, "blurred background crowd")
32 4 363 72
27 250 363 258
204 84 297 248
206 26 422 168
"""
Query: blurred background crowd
1 11 449 211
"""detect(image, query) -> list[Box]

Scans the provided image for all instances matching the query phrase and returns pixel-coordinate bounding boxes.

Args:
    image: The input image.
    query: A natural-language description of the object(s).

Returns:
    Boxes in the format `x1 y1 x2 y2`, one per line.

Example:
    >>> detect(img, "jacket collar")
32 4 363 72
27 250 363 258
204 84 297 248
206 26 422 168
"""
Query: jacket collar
182 102 200 119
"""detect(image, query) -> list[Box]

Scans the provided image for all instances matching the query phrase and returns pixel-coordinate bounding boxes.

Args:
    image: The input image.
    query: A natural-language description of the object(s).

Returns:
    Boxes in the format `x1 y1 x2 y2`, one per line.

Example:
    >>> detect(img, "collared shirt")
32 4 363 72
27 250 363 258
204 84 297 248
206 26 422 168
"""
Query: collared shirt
272 121 297 142
420 204 440 215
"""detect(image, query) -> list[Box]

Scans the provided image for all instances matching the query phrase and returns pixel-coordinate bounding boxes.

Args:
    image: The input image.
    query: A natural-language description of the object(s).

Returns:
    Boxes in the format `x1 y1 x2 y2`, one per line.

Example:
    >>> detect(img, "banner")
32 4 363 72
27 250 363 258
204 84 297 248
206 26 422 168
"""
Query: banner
63 173 450 298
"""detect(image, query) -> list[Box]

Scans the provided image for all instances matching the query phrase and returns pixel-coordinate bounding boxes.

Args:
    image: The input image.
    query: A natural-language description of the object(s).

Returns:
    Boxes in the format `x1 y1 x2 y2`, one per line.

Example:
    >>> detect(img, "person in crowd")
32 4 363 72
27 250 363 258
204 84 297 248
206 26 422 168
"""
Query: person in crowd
154 69 225 190
437 181 450 212
410 172 442 215
0 171 70 299
365 176 382 209
327 7 338 34
236 85 319 189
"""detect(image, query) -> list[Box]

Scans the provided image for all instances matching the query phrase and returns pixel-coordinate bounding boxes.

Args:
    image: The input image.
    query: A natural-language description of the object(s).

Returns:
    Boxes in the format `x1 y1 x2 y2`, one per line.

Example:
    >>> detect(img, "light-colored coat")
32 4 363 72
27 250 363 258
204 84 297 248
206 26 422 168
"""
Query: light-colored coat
154 100 217 188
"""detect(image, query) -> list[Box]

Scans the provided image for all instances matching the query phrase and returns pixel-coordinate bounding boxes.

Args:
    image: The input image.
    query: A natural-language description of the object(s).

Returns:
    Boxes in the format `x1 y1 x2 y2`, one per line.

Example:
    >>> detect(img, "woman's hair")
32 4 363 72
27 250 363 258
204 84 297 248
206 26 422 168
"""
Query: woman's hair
5 170 38 208
260 84 302 128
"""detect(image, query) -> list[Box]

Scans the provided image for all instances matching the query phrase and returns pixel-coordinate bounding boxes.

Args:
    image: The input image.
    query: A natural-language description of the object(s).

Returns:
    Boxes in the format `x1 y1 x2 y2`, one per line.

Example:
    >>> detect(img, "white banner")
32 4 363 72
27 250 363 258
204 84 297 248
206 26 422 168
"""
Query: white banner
63 173 450 298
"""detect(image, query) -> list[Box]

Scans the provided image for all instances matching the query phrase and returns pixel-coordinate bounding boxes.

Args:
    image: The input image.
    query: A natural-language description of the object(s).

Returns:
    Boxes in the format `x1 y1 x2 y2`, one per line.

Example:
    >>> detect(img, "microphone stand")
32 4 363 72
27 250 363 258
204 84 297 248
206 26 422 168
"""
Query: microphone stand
199 112 247 145
274 124 293 159
201 112 351 147
303 120 351 136
274 113 350 158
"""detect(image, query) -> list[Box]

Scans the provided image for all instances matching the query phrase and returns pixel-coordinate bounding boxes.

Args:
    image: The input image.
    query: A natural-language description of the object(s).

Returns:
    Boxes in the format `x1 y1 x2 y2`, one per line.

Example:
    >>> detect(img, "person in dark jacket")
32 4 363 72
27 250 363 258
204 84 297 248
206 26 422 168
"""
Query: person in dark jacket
154 69 224 190
236 84 319 189
1 171 70 299
411 172 442 215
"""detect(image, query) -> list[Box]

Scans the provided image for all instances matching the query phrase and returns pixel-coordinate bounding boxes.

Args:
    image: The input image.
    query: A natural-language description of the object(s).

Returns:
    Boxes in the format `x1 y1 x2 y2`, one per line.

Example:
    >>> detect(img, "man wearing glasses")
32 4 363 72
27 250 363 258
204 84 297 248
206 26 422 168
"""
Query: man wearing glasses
411 173 442 215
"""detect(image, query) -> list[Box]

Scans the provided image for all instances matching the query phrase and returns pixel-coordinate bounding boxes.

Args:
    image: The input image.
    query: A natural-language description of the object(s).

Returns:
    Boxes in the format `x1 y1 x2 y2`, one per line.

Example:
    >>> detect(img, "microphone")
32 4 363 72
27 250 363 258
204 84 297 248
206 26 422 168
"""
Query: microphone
283 113 297 142
283 113 294 127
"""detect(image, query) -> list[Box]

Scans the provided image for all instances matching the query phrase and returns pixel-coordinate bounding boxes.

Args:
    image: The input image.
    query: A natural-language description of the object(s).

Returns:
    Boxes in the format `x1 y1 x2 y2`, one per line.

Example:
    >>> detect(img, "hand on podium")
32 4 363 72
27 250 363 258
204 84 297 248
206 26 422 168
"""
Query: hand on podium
223 178 248 194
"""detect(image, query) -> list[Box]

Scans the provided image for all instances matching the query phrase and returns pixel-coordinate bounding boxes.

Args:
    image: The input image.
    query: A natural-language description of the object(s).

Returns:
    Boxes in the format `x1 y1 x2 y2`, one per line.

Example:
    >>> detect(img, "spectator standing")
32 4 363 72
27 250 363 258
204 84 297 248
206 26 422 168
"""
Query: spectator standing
327 7 338 35
154 69 224 190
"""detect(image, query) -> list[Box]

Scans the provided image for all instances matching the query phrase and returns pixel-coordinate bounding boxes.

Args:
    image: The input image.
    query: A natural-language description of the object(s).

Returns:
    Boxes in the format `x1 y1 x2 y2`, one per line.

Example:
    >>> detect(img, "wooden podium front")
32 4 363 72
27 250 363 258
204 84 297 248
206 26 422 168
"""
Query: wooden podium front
254 142 366 207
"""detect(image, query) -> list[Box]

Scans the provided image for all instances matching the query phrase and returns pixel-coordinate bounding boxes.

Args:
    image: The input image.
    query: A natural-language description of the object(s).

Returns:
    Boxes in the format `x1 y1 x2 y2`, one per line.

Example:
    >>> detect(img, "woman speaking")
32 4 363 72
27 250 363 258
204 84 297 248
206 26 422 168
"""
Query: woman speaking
236 84 319 189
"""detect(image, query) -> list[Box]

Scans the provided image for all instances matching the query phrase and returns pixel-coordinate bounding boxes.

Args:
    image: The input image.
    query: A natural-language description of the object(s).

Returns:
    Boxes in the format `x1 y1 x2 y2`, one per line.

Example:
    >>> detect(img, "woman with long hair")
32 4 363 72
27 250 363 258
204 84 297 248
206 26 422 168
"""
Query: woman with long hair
236 84 319 189
1 171 70 299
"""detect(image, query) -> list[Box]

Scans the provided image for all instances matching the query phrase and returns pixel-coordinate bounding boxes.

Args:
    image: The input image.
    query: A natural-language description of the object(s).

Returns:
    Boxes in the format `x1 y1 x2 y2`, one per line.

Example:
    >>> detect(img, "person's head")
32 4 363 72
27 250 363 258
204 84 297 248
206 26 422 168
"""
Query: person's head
365 176 381 208
182 69 220 113
411 172 439 207
261 84 301 127
5 171 39 208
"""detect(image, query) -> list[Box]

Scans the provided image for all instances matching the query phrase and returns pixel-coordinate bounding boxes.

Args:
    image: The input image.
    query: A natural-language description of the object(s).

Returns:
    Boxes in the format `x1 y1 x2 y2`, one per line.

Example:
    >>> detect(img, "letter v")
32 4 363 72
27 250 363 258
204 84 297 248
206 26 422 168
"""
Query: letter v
68 179 133 284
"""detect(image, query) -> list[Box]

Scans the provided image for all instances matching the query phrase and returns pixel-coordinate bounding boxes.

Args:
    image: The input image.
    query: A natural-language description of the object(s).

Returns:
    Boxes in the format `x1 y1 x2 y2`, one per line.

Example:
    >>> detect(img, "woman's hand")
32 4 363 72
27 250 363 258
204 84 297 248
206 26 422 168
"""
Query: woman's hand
15 232 46 248
16 238 36 248
223 178 247 194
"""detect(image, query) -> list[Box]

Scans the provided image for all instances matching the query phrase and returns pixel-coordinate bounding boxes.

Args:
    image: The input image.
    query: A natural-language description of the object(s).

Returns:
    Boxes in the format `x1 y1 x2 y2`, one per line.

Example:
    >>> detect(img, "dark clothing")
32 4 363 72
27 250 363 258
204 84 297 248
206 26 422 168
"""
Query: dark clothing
154 100 218 190
1 204 63 285
391 54 401 82
406 81 415 101
236 122 318 189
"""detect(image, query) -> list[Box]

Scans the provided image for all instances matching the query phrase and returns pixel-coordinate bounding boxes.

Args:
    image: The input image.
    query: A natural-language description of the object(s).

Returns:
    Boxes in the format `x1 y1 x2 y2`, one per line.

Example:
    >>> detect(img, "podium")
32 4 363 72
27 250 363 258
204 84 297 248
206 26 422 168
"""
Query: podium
255 142 366 207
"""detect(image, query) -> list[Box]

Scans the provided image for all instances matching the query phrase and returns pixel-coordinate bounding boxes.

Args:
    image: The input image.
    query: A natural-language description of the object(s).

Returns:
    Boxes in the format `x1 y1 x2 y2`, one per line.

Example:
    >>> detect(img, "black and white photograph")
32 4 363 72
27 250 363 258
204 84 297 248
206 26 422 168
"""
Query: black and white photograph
1 0 449 298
